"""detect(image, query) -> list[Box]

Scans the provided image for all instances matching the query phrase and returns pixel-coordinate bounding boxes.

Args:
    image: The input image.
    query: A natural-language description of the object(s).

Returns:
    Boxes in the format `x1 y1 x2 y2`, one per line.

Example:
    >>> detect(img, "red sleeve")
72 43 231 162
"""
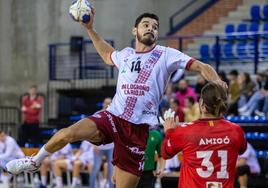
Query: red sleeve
36 96 43 106
22 96 29 107
237 126 247 155
161 127 185 159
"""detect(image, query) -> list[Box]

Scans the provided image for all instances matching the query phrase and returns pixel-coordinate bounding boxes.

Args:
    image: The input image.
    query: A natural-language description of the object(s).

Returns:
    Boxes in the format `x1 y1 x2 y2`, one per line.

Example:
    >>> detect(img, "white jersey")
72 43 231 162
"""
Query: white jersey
98 143 114 150
50 143 73 160
107 45 193 125
79 141 93 163
0 136 24 160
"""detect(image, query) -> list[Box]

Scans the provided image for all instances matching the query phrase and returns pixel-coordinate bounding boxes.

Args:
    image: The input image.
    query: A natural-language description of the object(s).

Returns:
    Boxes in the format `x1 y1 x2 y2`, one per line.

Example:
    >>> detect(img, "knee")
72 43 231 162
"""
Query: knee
56 128 76 144
73 160 82 168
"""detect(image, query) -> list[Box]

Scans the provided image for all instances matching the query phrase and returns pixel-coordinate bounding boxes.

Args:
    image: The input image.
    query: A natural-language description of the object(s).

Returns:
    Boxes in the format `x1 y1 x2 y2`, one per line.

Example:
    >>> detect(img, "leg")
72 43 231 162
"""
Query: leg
238 174 248 188
45 118 102 153
6 112 109 175
262 96 268 114
115 166 140 188
40 157 50 186
90 151 103 188
72 160 83 186
238 95 247 108
104 149 114 188
54 160 68 188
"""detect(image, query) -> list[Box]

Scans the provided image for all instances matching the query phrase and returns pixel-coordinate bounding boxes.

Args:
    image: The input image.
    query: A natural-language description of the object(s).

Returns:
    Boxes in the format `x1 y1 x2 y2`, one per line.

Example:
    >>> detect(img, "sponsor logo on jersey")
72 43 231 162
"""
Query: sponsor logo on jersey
206 182 222 188
142 110 157 116
145 101 154 110
126 146 145 156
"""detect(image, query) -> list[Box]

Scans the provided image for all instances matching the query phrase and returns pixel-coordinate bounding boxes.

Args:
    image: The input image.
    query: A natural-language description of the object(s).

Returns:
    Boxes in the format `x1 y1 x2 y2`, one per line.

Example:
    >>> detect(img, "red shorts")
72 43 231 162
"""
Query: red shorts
88 110 149 176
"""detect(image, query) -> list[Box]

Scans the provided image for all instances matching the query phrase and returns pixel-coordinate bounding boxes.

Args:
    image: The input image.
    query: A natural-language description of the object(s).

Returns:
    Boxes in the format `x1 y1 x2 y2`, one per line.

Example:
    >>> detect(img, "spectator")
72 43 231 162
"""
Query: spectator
19 85 43 146
137 129 165 188
236 143 260 188
54 141 93 188
90 97 114 188
227 70 240 115
0 131 24 185
219 71 229 86
183 96 200 122
175 79 197 109
39 143 73 188
237 72 256 108
169 98 184 122
239 74 268 116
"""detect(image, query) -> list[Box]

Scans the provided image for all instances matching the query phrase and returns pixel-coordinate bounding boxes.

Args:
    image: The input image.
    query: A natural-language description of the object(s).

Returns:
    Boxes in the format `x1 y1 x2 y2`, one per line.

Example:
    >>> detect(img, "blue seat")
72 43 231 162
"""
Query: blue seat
199 44 210 61
211 43 221 59
236 23 248 40
225 24 235 40
250 5 261 22
261 41 268 58
223 43 235 59
236 42 247 58
263 4 268 20
263 21 268 38
248 22 259 39
247 42 256 58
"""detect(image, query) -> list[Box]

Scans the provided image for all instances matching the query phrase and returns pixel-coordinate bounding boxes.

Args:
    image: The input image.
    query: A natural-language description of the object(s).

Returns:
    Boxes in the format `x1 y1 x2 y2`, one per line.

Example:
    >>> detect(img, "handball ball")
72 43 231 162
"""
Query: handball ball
69 0 92 23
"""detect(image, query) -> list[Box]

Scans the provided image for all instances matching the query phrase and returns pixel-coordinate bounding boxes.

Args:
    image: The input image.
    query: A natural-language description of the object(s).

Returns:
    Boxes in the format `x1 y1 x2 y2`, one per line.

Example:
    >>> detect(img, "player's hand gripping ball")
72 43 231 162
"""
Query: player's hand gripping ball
69 0 92 23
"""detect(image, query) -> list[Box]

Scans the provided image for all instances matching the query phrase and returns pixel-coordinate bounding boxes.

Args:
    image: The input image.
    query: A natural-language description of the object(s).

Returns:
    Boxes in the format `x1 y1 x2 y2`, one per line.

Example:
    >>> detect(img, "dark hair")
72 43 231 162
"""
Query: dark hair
135 13 159 27
30 85 37 89
170 97 180 106
186 96 195 105
200 82 228 117
243 72 251 84
229 70 238 77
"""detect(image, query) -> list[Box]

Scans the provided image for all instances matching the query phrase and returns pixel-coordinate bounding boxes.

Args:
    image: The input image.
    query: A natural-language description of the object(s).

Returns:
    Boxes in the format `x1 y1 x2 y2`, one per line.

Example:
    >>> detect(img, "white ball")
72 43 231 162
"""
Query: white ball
69 0 92 23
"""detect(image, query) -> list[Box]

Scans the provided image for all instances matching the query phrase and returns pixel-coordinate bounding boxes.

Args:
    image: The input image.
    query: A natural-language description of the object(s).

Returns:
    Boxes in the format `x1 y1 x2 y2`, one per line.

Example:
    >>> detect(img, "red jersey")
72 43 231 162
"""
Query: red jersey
22 95 43 124
161 118 247 188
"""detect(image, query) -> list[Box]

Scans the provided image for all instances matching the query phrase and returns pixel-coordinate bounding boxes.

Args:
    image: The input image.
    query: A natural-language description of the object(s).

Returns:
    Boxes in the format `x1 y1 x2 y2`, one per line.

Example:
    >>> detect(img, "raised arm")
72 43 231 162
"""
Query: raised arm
81 8 115 65
188 60 227 89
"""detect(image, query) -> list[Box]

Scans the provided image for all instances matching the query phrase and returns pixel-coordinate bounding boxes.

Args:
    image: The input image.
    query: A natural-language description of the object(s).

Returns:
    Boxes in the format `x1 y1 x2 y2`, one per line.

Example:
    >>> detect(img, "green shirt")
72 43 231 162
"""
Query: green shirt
143 130 163 171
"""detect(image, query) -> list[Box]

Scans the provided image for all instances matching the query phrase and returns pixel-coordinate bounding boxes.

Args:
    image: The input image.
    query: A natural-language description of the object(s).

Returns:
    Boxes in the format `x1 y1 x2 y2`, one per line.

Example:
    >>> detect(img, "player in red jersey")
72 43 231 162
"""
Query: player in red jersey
161 82 247 188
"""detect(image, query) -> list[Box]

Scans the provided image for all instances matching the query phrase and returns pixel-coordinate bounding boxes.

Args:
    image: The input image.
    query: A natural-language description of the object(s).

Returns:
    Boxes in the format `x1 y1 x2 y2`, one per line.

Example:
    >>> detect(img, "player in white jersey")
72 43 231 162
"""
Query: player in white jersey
0 131 24 184
39 143 72 188
236 142 260 188
6 11 227 188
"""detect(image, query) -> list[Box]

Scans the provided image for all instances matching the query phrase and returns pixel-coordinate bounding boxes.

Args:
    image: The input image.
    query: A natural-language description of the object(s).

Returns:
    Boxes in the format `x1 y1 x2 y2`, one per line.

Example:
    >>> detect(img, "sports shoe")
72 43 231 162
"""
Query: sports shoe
6 157 40 175
238 106 247 113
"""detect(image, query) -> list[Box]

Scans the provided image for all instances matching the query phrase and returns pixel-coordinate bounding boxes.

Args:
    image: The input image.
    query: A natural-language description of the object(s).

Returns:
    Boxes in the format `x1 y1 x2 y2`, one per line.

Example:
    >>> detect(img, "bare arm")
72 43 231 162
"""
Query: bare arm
189 60 227 89
189 60 219 81
81 8 115 65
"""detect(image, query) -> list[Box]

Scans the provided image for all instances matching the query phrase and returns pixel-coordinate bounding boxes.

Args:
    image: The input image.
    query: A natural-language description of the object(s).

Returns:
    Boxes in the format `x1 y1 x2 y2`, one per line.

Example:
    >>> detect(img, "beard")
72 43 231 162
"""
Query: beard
137 31 156 46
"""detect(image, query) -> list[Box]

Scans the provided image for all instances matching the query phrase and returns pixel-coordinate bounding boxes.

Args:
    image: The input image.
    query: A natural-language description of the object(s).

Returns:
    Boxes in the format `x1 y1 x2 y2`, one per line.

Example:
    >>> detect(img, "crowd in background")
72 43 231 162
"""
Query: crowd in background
159 69 268 120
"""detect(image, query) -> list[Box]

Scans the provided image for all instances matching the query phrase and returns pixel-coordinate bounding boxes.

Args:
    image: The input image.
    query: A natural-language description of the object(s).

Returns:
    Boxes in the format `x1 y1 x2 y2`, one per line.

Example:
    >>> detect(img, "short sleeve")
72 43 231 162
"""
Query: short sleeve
161 126 185 159
237 126 247 155
110 47 134 68
166 47 195 73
